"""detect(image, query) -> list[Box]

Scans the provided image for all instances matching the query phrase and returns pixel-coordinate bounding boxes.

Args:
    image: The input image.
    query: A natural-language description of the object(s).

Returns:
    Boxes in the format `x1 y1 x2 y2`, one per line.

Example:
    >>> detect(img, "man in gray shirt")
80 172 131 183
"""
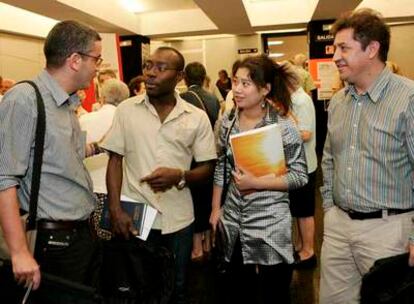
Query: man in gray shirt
0 20 102 301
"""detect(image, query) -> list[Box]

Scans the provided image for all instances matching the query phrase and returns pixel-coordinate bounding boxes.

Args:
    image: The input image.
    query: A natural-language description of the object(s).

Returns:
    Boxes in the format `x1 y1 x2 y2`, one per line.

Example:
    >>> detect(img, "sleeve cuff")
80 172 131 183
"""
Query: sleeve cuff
409 234 414 245
0 179 19 192
322 200 334 211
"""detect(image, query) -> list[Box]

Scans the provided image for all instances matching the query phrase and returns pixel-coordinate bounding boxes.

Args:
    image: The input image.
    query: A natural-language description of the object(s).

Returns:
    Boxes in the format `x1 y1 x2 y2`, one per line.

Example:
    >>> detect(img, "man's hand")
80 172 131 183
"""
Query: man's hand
409 243 414 267
140 167 181 192
109 207 137 239
11 250 41 290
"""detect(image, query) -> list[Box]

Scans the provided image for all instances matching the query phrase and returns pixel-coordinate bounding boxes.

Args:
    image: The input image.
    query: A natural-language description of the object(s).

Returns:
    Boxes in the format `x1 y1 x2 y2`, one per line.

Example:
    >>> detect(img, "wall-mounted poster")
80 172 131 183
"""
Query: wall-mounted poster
308 58 337 100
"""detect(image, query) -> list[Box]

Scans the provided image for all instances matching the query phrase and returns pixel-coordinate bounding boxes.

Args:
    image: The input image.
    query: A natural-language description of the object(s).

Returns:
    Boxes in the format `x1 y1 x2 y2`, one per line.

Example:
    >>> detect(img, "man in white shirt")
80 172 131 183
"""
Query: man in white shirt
101 47 216 304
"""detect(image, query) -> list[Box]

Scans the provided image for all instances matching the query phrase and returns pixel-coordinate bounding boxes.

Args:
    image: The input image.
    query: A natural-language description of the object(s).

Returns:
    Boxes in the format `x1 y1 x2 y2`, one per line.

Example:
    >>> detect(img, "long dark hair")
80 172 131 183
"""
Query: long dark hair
236 54 298 115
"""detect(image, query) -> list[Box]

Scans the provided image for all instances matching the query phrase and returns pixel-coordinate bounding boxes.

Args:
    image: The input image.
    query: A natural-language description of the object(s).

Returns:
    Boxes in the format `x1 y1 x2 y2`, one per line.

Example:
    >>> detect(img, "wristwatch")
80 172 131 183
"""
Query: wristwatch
176 170 186 190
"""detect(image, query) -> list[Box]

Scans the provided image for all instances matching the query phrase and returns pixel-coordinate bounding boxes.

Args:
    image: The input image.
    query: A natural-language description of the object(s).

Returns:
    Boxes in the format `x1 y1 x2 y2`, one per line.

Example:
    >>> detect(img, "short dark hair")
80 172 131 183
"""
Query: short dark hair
237 54 298 114
156 46 185 71
219 69 229 78
184 62 206 86
331 8 390 62
44 20 101 68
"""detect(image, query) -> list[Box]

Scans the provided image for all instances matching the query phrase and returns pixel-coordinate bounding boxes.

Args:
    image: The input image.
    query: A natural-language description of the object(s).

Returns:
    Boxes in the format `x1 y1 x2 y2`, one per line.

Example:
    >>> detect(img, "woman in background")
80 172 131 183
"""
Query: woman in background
215 69 232 100
210 55 308 303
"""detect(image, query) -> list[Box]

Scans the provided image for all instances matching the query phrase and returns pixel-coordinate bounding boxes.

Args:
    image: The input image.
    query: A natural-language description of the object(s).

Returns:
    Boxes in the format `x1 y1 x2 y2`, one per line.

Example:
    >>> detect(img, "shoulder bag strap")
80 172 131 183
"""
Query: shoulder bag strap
17 81 46 231
187 90 207 112
220 108 236 206
187 90 217 129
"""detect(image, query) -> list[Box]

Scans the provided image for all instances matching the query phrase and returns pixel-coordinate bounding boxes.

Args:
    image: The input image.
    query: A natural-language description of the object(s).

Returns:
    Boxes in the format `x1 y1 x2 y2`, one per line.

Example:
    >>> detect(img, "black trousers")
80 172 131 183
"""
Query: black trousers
223 238 293 304
0 224 100 304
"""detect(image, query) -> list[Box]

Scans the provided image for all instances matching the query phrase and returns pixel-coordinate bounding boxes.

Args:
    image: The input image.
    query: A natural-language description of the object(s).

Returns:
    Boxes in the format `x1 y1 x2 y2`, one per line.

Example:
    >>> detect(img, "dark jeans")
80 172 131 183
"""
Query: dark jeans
0 224 100 304
32 224 100 303
224 238 293 304
147 224 193 304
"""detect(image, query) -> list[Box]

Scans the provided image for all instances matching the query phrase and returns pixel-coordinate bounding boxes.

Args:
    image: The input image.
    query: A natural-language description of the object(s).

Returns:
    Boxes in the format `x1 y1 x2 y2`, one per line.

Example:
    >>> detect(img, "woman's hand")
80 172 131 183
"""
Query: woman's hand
232 167 258 194
209 208 222 233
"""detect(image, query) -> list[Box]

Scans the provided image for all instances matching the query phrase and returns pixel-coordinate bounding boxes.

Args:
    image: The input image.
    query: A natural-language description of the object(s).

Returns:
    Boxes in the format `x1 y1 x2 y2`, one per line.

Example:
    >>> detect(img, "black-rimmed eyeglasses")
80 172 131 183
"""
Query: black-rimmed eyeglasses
78 52 103 66
142 60 180 73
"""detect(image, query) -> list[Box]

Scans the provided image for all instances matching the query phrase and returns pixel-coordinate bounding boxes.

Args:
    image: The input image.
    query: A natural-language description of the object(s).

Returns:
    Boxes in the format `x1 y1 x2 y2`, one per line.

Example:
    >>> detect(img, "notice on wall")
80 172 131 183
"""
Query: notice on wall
317 61 337 99
309 58 338 100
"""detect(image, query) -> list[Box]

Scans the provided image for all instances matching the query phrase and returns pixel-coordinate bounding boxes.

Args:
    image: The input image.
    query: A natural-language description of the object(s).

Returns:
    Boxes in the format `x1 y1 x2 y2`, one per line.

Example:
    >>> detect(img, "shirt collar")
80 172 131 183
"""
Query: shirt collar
134 90 193 114
38 70 77 107
345 66 391 103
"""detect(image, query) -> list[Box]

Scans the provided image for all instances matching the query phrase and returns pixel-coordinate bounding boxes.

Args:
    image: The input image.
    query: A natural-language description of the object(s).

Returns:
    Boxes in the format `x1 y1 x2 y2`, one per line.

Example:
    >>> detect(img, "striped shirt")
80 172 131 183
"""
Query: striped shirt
321 67 414 214
0 70 97 220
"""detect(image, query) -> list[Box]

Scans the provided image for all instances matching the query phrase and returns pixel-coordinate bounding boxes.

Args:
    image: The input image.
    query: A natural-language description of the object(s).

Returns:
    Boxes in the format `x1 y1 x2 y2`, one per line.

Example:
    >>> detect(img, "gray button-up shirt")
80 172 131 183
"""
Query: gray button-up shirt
0 70 96 220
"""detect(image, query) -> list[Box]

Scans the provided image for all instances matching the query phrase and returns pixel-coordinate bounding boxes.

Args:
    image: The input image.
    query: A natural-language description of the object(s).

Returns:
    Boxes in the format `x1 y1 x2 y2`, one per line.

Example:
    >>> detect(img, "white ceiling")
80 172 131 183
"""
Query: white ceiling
1 0 414 39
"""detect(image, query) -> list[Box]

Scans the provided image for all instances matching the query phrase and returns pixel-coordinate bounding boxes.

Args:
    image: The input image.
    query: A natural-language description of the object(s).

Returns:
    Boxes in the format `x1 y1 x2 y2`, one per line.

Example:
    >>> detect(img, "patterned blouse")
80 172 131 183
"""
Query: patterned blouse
214 107 308 265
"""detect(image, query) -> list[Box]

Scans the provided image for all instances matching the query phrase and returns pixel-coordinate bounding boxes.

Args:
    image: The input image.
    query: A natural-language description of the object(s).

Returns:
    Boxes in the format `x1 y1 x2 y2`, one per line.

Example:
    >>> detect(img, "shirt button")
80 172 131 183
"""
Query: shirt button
347 167 351 171
353 124 357 128
350 146 355 150
358 102 362 106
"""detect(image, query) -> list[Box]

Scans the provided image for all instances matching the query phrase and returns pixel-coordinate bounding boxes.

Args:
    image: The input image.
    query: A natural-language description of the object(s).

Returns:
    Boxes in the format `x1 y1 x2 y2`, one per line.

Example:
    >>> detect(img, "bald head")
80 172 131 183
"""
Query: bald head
1 78 16 95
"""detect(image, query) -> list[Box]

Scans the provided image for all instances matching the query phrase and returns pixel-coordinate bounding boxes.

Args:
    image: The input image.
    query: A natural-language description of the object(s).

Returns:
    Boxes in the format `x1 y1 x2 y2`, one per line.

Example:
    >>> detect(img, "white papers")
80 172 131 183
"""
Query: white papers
120 195 158 241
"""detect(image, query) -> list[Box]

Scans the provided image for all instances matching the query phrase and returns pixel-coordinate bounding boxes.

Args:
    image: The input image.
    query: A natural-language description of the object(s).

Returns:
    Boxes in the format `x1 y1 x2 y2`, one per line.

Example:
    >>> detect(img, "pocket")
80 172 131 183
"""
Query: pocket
39 229 76 255
399 213 414 247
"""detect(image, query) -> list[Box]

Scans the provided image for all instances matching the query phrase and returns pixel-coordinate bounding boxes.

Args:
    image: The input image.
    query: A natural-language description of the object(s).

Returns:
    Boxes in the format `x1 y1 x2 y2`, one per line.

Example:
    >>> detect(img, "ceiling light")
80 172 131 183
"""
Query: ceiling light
269 53 285 58
267 40 284 46
121 0 145 13
256 28 306 34
154 34 236 41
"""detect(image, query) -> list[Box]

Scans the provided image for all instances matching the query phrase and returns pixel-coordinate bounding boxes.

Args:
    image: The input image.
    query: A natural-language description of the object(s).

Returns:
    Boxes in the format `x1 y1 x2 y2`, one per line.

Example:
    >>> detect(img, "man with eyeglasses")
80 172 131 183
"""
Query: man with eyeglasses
0 20 102 302
102 46 217 304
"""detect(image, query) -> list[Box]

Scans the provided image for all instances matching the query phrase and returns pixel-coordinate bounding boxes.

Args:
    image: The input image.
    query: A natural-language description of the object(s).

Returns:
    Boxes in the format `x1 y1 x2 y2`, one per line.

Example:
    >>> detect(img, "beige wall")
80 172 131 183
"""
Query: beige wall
1 23 413 83
0 33 45 81
388 24 414 79
152 35 262 83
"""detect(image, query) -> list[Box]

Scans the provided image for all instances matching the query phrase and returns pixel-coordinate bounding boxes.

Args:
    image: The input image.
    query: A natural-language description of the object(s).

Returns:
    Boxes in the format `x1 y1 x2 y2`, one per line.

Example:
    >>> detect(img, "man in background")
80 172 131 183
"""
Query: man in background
180 61 220 261
292 53 316 96
0 78 16 95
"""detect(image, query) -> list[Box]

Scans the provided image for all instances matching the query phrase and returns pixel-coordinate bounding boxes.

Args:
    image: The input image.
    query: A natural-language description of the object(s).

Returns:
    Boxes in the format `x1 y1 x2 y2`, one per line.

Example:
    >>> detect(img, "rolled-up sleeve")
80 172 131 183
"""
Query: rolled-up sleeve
192 111 217 162
213 113 232 187
0 87 36 191
100 106 126 156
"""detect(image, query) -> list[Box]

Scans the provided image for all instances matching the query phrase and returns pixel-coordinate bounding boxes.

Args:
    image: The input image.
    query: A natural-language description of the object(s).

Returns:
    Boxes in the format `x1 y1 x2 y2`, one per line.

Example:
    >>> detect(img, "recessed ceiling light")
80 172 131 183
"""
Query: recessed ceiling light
121 0 145 13
268 40 284 46
256 28 306 34
269 53 285 58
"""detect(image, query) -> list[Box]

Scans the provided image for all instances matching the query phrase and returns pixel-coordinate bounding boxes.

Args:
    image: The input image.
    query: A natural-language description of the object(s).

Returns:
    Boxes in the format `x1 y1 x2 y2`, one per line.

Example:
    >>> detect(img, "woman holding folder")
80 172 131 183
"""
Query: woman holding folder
210 55 308 304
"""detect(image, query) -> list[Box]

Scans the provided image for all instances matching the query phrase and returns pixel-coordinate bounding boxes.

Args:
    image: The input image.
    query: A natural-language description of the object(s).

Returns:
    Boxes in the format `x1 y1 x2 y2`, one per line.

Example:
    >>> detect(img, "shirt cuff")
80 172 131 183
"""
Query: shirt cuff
409 232 414 245
322 199 334 211
0 178 19 192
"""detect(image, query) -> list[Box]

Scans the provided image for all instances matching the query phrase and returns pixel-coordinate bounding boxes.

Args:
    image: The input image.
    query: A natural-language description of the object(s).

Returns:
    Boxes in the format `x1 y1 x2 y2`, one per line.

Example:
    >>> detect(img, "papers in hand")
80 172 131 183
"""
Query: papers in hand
230 123 287 177
100 195 157 241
